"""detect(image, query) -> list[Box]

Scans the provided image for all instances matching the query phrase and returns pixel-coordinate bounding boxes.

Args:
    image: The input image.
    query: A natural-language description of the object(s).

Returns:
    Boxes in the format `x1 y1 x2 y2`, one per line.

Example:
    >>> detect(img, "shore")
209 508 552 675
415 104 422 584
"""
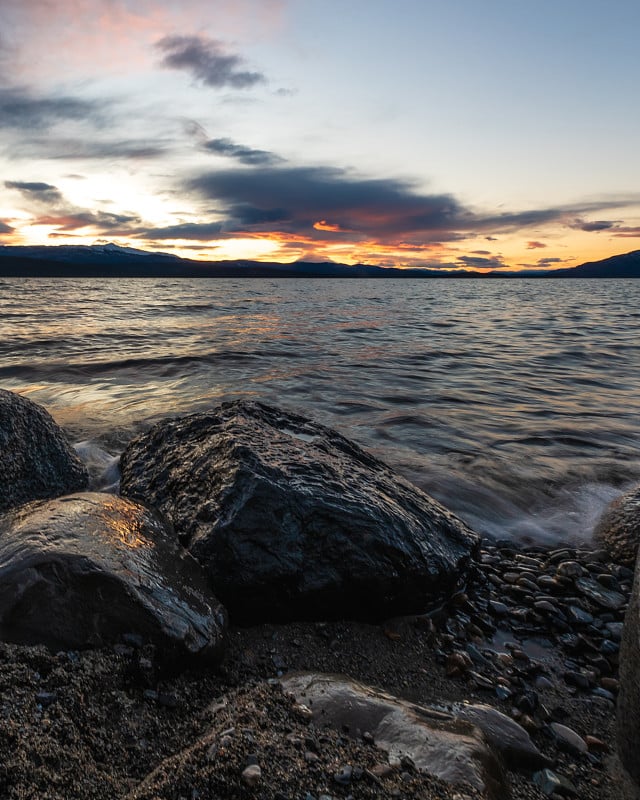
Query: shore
1 537 634 800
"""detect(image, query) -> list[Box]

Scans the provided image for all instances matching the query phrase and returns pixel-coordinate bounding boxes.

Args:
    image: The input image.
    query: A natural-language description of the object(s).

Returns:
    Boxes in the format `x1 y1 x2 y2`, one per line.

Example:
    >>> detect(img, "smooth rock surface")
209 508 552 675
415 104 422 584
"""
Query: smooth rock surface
0 493 227 663
594 485 640 568
453 703 550 771
281 673 508 798
0 389 88 512
618 544 640 787
120 400 479 623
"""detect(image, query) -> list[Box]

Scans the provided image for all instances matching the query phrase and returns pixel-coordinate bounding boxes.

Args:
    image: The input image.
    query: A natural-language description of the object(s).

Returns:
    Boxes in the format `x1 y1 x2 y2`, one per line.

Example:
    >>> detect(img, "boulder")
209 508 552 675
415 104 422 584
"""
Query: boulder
594 484 640 568
618 545 640 785
0 389 88 512
0 493 227 664
280 673 508 798
120 400 479 624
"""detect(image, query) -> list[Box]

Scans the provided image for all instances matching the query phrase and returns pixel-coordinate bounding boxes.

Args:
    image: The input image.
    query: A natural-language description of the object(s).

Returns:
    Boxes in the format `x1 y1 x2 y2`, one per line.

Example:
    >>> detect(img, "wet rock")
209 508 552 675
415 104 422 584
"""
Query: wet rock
617 543 640 787
0 389 88 513
0 493 227 663
120 401 479 624
453 703 550 771
532 768 577 797
549 722 588 754
574 577 625 611
593 484 640 568
281 673 508 798
241 764 262 786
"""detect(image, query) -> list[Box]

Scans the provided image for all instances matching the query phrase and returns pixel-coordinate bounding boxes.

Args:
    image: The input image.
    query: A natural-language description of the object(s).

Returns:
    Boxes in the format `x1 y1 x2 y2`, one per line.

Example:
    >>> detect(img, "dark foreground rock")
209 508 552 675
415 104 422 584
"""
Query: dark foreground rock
594 484 640 568
618 542 640 787
0 493 227 663
281 672 509 798
120 400 479 624
0 388 88 512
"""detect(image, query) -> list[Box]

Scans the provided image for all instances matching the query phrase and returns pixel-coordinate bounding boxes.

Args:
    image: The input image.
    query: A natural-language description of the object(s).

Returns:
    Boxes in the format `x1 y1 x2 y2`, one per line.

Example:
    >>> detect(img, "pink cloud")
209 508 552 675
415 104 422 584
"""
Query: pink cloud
4 0 284 81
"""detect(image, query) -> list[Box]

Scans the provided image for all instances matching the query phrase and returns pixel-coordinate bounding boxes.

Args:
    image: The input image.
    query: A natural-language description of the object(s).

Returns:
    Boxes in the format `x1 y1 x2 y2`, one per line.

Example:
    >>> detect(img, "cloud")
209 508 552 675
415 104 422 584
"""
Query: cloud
570 218 617 232
526 240 546 249
203 137 281 166
11 137 168 161
0 87 100 130
537 257 564 266
156 35 265 89
0 221 14 234
34 211 140 232
134 221 225 240
457 255 505 270
188 165 463 242
5 179 141 235
612 226 640 238
5 180 64 204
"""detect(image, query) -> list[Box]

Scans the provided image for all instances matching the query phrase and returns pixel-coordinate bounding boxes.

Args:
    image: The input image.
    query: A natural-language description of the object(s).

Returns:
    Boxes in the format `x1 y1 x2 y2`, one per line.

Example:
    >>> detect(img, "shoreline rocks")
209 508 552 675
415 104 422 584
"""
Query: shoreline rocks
594 484 640 568
0 493 227 664
120 400 479 624
0 388 88 512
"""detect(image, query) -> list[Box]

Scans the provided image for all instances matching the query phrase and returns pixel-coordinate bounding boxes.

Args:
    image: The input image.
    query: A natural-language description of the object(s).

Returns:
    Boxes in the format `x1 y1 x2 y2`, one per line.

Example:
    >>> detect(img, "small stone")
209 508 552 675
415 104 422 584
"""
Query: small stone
575 577 625 610
35 691 58 707
550 722 588 754
567 606 594 625
534 600 558 615
293 703 314 722
158 692 179 708
535 676 554 691
563 671 591 690
556 561 585 578
488 600 509 617
605 622 624 641
447 651 473 676
241 764 262 787
585 735 609 753
600 639 619 655
601 677 619 692
333 765 353 785
591 687 615 701
305 751 319 763
533 768 577 797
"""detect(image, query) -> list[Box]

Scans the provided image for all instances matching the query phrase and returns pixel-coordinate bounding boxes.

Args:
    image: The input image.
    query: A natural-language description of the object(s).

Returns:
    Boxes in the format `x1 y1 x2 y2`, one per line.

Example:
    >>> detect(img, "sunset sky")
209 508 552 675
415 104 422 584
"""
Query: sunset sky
1 0 639 271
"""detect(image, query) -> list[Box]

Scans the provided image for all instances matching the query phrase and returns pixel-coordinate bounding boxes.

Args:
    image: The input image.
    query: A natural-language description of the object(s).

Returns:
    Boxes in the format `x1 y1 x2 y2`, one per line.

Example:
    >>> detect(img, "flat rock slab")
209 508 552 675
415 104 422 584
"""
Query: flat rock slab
120 400 479 624
281 672 508 798
0 493 227 664
0 389 88 512
594 484 640 568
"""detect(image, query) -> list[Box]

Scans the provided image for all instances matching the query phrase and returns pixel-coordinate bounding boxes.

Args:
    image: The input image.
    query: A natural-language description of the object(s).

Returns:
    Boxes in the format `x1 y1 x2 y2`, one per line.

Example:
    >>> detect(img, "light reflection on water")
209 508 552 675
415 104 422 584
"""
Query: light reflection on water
2 277 640 543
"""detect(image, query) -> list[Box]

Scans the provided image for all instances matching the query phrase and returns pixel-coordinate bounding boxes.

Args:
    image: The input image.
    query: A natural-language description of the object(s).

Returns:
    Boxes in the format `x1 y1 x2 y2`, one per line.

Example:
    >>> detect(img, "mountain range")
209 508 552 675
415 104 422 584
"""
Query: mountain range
0 244 638 278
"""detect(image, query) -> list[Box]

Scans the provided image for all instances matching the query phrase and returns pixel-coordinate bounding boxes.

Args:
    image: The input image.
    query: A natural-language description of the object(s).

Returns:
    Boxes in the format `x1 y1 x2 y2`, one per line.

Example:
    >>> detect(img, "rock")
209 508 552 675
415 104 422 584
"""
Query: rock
618 544 640 786
453 703 551 771
0 389 88 512
241 764 262 786
549 722 587 754
594 484 640 567
281 673 508 798
0 493 227 663
120 401 479 624
574 577 625 611
532 768 577 797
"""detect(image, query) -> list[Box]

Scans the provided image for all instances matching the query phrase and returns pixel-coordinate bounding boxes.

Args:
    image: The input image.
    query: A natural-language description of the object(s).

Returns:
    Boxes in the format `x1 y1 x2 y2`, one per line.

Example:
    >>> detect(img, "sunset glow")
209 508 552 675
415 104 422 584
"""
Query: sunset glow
1 0 639 271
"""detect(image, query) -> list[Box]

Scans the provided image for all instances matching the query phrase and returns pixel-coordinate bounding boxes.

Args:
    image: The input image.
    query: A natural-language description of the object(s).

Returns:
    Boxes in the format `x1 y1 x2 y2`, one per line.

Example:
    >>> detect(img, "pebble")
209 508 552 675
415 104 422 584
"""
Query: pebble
241 764 262 787
550 722 588 754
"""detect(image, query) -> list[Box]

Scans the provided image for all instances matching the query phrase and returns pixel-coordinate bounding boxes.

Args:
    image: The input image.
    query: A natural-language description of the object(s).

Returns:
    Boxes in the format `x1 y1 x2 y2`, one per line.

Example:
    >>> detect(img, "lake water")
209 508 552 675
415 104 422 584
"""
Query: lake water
2 277 640 544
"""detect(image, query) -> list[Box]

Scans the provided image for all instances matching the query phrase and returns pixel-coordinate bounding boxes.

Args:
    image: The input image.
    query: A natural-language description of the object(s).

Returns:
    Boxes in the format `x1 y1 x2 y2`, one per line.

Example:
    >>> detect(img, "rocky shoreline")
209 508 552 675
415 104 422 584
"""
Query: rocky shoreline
0 537 634 800
1 389 639 799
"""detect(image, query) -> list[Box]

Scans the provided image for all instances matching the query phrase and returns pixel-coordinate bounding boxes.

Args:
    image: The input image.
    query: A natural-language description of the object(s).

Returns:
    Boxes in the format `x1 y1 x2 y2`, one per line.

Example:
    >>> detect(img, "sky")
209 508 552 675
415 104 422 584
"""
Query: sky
0 0 639 271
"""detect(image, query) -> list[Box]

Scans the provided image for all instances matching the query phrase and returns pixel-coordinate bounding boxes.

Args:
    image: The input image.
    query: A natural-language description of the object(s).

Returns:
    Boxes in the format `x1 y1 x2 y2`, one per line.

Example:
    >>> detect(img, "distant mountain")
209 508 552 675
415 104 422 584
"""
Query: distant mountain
541 250 640 278
0 243 638 278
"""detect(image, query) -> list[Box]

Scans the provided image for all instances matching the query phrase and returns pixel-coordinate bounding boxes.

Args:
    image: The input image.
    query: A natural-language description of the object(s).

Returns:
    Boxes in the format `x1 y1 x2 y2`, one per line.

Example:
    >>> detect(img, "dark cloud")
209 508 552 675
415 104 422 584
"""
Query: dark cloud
5 180 63 204
0 221 14 234
457 255 505 270
34 211 140 232
203 137 281 166
612 226 640 238
570 218 617 232
537 257 564 266
527 240 547 249
0 87 100 130
156 36 265 89
134 221 225 240
188 166 463 241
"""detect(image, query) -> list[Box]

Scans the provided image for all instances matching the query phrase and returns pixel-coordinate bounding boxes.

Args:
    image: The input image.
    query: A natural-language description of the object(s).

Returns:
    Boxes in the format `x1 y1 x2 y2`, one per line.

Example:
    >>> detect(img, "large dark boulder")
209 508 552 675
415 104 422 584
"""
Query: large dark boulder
0 389 88 512
120 400 479 624
618 545 640 786
594 484 640 568
0 493 227 664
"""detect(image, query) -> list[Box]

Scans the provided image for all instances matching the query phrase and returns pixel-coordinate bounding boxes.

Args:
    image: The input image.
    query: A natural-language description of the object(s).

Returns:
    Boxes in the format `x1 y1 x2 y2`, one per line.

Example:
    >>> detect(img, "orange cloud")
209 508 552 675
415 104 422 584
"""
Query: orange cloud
313 220 352 232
